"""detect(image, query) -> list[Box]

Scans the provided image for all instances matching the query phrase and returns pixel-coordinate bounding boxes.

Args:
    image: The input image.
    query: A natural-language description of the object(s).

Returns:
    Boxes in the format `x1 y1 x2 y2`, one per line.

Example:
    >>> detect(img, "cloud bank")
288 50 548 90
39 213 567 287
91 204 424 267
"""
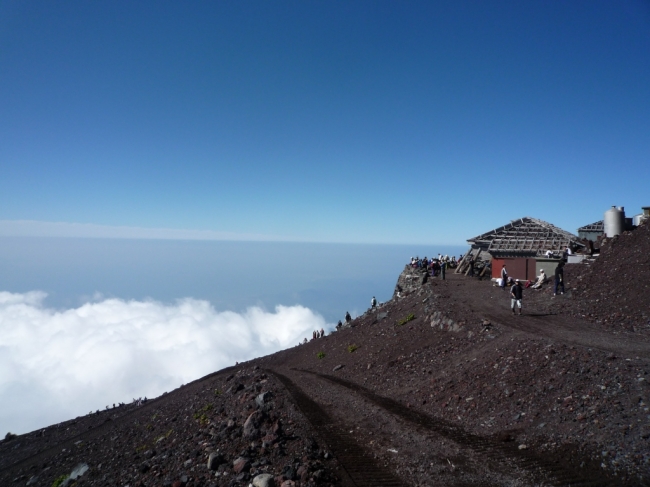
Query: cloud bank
0 291 328 435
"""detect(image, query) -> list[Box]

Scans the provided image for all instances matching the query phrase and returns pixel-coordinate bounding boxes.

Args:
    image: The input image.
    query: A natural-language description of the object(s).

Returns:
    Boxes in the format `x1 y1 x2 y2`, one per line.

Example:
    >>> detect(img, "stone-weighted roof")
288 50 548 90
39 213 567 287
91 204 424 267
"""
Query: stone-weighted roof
578 220 604 232
468 217 583 257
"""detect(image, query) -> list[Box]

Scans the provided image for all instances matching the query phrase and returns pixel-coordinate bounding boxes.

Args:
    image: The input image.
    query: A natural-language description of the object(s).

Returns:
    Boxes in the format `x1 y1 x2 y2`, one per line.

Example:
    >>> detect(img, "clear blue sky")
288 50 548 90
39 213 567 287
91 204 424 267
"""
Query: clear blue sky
1 1 649 244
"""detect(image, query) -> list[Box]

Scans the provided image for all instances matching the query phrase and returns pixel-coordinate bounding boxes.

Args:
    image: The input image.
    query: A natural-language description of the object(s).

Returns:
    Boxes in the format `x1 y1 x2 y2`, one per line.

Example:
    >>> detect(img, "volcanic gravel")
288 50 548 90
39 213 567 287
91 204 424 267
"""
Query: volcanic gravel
530 220 650 333
1 223 649 486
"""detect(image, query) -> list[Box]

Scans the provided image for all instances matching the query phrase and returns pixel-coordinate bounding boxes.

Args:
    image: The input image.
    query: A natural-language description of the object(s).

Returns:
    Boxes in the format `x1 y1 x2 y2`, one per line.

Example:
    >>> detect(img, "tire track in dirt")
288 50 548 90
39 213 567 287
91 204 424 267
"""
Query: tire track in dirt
270 369 407 487
480 303 650 359
296 369 616 487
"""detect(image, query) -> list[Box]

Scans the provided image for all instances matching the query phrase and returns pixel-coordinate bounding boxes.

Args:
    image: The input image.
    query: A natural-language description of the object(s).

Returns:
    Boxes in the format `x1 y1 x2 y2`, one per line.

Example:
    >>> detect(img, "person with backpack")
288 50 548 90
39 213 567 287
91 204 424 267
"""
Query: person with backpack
510 279 523 315
371 296 377 308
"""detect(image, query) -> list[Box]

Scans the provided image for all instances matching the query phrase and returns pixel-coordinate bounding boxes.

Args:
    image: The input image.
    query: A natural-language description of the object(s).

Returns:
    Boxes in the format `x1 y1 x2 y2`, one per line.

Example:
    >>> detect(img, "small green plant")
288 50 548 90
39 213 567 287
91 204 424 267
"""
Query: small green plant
52 475 69 487
156 427 174 443
397 314 415 326
214 389 222 396
347 344 359 353
316 351 326 359
195 414 209 425
193 403 213 419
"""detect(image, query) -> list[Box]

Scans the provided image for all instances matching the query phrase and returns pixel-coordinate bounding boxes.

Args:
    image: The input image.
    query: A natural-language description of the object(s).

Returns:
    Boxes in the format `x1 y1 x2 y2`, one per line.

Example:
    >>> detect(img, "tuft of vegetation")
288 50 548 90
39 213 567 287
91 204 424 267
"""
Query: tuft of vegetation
193 404 213 425
52 475 69 487
316 351 326 359
156 428 175 443
347 344 359 353
193 404 213 417
397 314 416 326
214 389 222 396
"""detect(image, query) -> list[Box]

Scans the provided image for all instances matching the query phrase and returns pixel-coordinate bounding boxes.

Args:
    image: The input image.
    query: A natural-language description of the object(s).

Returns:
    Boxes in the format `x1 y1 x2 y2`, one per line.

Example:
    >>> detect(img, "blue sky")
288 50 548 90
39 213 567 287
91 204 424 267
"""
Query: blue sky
1 1 649 244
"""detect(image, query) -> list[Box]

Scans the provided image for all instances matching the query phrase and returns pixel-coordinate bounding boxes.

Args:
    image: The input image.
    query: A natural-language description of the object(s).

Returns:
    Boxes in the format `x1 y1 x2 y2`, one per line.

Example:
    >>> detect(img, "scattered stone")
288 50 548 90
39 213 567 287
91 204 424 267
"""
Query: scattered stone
333 365 344 372
256 392 272 407
208 452 224 470
233 456 251 474
252 473 275 487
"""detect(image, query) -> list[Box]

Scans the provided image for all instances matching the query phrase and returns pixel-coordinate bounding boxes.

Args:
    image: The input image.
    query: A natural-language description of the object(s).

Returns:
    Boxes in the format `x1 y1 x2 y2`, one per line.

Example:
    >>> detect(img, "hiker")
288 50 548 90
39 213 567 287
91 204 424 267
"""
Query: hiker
531 269 547 289
345 311 351 324
440 260 446 280
336 320 342 330
371 296 377 308
554 262 565 295
467 258 475 277
320 327 325 337
500 264 508 290
510 279 523 315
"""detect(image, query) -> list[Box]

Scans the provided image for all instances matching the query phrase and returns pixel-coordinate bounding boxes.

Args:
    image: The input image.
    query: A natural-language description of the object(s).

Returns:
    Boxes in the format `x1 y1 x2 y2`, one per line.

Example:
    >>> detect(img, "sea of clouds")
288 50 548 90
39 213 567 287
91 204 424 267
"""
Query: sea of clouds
0 291 329 435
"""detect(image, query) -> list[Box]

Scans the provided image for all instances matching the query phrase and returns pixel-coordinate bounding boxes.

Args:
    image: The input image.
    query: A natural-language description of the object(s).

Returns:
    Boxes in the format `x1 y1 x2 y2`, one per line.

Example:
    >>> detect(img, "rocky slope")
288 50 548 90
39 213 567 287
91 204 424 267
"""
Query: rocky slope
1 223 649 487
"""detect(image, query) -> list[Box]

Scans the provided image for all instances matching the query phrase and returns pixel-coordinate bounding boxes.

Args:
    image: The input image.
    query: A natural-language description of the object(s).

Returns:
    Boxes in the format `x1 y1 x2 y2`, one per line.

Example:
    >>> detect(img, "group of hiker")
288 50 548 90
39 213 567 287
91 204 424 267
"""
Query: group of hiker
410 254 462 280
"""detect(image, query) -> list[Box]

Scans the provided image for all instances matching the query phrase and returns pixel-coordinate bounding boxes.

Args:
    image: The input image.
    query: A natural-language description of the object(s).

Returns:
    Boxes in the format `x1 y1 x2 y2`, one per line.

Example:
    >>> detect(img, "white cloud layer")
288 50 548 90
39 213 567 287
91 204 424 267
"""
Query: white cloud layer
0 291 328 435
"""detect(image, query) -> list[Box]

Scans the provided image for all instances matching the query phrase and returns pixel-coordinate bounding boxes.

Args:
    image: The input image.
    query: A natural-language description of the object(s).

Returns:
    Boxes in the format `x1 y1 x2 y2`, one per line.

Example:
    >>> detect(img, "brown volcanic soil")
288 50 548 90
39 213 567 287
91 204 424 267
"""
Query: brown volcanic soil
529 221 650 334
1 225 650 487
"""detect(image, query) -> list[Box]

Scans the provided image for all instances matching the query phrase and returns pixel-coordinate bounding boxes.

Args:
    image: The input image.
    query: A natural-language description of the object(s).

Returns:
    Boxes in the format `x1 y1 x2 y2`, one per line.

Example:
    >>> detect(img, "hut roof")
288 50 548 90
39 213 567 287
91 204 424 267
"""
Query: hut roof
578 220 604 232
468 217 583 257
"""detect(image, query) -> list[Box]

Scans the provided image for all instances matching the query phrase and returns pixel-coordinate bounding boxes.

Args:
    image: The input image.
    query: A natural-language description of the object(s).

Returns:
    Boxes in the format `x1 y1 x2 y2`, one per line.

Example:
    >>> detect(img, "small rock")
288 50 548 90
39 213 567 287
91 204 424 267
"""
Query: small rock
333 365 344 372
518 444 528 450
233 456 251 474
252 473 275 487
256 392 272 407
208 452 225 470
243 411 262 439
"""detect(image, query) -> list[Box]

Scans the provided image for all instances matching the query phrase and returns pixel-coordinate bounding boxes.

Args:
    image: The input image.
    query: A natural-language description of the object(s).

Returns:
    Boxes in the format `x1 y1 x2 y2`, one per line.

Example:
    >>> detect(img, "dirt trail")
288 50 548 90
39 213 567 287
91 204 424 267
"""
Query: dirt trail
480 300 650 359
271 370 405 487
272 367 614 487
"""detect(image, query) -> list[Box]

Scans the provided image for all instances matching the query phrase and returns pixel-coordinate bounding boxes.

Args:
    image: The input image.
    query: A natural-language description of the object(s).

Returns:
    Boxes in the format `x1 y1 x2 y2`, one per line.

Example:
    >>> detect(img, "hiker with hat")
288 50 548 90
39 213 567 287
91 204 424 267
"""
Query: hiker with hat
510 279 523 315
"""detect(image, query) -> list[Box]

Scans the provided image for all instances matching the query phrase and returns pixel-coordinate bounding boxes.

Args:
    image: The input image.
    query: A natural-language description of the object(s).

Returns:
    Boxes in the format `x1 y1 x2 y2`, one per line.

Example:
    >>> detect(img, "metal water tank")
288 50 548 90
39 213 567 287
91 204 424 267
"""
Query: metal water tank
604 206 625 237
633 214 644 226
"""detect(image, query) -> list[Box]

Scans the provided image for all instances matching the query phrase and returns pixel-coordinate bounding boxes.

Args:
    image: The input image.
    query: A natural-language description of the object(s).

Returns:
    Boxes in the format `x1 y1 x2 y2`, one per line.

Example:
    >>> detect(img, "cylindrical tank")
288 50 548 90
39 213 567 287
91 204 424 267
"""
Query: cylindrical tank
604 206 625 237
633 214 644 226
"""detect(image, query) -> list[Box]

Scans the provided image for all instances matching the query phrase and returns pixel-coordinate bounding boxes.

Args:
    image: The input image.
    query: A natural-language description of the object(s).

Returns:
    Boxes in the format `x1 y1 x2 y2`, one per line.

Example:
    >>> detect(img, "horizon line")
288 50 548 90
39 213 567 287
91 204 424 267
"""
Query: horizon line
0 220 466 247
